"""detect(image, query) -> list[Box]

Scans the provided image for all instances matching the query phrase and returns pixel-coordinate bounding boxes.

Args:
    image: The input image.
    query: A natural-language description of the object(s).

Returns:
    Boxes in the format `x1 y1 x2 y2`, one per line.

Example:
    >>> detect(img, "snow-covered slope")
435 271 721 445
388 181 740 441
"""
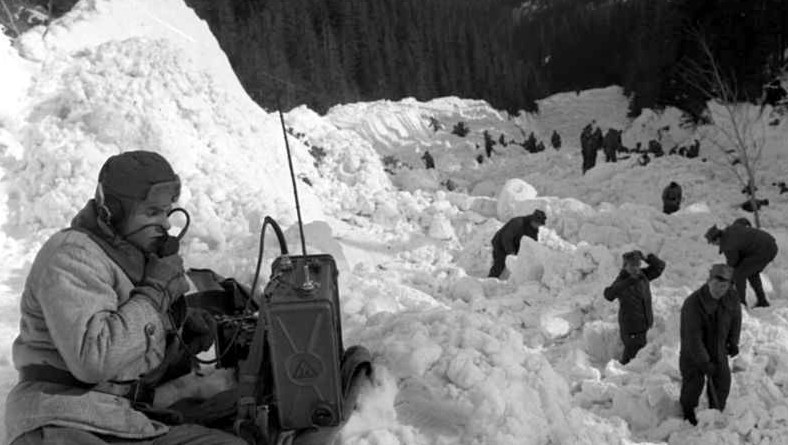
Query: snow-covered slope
2 1 788 444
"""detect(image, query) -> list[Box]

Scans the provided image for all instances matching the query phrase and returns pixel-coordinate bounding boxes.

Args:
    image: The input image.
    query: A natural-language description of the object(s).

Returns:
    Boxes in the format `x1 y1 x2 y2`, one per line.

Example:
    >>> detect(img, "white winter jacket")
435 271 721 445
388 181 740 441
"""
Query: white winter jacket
5 225 170 442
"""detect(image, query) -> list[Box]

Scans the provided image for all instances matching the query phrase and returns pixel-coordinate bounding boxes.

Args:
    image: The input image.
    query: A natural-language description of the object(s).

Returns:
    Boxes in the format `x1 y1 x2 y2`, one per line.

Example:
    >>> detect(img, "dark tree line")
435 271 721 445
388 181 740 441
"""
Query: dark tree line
12 0 783 117
185 0 544 113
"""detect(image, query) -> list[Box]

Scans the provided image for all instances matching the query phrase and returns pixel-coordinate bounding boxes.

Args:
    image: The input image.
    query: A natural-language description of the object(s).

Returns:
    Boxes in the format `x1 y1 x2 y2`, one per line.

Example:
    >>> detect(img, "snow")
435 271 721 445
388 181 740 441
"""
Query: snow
2 0 788 444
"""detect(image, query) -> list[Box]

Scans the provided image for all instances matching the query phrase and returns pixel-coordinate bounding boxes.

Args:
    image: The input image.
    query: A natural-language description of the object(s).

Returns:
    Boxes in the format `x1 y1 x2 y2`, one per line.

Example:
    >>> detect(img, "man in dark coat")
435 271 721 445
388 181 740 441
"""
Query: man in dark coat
679 264 742 426
551 130 561 149
604 250 666 364
602 129 620 163
488 209 547 278
705 224 778 307
421 150 435 169
580 124 597 174
661 181 682 214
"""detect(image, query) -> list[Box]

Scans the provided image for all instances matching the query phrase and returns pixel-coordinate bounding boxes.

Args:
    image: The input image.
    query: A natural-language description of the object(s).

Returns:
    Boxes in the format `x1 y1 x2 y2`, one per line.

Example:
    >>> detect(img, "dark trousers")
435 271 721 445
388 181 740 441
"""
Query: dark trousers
620 331 647 365
663 203 679 215
11 424 247 445
733 252 776 306
488 241 507 278
680 362 731 412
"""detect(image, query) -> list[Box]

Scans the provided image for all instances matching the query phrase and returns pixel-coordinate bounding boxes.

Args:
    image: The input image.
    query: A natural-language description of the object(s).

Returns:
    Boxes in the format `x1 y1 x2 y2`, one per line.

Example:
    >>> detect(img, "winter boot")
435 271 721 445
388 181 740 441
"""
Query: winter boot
682 407 698 426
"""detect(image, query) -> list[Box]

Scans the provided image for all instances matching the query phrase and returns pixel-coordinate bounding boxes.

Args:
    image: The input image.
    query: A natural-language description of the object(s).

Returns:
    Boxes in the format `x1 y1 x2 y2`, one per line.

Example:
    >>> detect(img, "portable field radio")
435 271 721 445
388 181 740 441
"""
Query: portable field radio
225 107 370 443
261 253 345 429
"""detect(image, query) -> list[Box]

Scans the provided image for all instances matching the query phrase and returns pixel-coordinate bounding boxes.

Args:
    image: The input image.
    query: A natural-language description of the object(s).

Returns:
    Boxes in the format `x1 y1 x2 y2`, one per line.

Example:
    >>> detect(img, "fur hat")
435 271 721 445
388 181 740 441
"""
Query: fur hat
96 151 180 225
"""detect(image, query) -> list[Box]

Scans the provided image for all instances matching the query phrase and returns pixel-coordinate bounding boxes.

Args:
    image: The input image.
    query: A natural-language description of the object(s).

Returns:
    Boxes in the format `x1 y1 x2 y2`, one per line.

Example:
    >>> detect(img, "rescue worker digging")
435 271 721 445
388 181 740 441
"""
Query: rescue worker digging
705 223 778 307
488 209 547 278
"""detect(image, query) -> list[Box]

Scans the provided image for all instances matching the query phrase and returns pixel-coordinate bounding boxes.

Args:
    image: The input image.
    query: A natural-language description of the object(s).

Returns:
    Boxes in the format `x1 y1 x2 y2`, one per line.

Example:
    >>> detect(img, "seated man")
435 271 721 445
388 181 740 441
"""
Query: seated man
5 151 244 444
488 209 546 278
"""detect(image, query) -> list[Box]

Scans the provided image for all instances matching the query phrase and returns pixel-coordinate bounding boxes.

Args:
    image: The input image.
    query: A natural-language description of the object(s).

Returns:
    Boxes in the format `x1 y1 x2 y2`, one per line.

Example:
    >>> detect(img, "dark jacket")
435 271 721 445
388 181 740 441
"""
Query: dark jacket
719 224 778 267
662 182 682 208
679 284 741 370
492 215 541 256
604 254 665 334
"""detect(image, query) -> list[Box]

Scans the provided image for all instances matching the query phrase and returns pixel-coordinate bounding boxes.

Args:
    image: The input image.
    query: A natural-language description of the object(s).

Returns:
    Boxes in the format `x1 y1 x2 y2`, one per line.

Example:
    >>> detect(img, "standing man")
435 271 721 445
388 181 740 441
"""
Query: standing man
550 130 561 150
604 250 665 364
488 209 547 278
421 149 435 170
5 151 244 444
705 223 778 307
680 264 742 426
661 181 683 215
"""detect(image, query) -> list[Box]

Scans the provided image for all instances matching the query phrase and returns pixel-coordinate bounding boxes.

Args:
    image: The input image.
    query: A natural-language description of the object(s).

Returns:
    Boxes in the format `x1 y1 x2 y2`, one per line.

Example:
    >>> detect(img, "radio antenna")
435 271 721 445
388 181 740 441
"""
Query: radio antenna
276 102 308 259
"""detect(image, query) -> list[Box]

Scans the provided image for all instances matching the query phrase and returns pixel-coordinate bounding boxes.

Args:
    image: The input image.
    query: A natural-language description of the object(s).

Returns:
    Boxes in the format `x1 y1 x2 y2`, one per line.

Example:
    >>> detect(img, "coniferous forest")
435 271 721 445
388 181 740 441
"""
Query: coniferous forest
4 0 786 117
182 0 787 119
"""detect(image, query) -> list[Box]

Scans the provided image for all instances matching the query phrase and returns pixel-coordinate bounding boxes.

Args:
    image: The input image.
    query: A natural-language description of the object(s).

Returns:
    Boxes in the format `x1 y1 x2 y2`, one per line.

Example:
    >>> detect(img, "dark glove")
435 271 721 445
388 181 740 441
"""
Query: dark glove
727 344 739 358
645 253 658 262
134 254 190 313
700 362 716 376
182 308 216 353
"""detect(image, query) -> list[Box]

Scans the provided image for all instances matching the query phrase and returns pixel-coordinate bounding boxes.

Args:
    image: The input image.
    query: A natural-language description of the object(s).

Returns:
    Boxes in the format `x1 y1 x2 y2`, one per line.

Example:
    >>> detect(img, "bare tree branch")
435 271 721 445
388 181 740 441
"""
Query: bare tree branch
1 0 20 37
681 29 768 227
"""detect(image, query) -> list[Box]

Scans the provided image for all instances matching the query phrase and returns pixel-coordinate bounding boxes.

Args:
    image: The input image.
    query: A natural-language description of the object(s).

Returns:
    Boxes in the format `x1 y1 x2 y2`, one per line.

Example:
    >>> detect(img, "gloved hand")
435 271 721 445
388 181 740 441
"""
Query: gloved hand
727 344 739 357
646 253 658 262
700 361 716 376
182 308 216 353
134 254 190 313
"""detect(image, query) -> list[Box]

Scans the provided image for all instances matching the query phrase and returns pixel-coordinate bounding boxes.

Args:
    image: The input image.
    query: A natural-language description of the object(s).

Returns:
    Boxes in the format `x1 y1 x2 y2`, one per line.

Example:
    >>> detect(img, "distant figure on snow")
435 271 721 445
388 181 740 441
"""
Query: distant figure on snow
705 224 778 307
483 130 495 158
648 139 664 157
662 181 683 214
604 250 665 365
602 129 621 163
421 150 435 170
551 130 561 149
680 263 741 426
580 123 598 174
488 209 547 278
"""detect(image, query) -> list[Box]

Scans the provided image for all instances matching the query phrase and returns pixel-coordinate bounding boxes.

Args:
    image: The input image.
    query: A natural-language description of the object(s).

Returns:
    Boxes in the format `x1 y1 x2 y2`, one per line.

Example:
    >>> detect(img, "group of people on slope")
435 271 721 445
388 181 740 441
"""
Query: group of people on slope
599 218 777 426
489 207 778 427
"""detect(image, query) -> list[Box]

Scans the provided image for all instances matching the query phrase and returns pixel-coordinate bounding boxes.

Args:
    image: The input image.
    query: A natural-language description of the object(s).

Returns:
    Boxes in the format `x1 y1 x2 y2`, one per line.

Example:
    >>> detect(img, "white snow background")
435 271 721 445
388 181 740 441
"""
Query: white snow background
2 1 788 444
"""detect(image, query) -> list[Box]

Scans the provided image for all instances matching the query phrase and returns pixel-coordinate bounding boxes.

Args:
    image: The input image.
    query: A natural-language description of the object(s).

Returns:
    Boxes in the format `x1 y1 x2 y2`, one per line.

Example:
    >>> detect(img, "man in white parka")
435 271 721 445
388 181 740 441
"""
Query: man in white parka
5 151 244 444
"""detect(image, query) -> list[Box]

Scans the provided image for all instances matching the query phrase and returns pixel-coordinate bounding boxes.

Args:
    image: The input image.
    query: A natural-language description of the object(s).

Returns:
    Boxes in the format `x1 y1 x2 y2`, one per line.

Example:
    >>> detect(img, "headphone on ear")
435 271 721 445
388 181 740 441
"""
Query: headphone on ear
96 183 125 226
